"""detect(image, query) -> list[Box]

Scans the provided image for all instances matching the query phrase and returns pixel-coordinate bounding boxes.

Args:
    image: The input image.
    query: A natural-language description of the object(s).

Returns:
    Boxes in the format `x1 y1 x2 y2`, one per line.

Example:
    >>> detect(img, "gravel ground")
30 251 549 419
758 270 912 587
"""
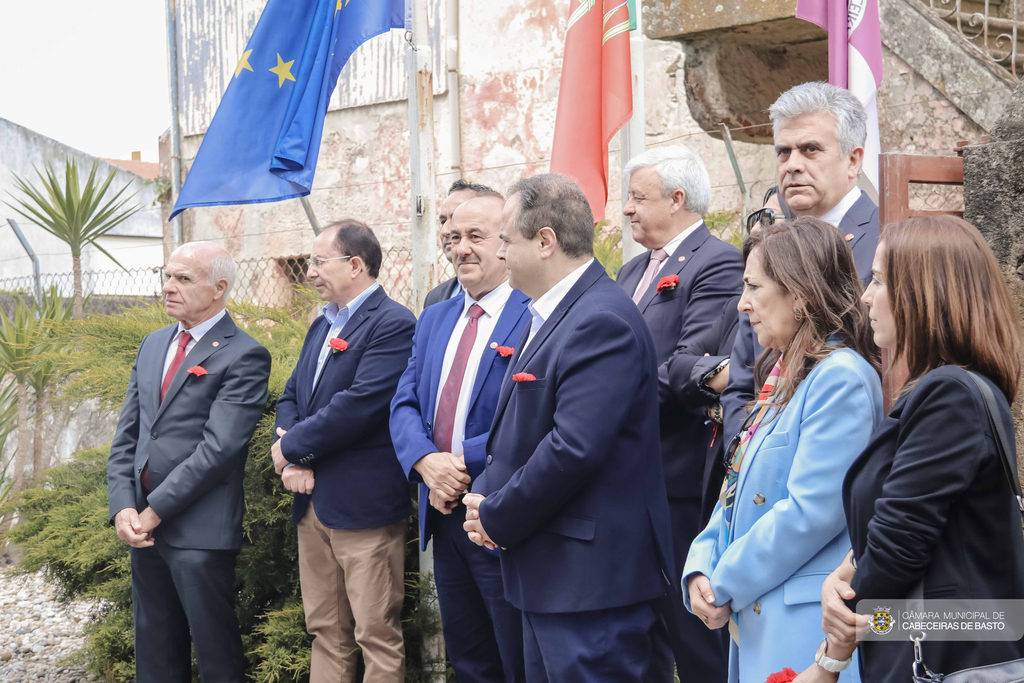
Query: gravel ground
0 569 99 682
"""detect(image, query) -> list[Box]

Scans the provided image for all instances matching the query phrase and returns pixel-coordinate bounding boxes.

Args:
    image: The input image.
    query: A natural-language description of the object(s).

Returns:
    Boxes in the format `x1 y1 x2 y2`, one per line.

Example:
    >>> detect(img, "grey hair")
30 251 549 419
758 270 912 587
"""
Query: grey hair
769 82 867 156
623 146 711 216
175 242 237 298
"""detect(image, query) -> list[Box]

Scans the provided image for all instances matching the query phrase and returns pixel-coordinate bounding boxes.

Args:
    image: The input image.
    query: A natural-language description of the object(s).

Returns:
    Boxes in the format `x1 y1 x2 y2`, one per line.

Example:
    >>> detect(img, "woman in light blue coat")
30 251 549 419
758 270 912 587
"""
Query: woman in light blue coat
684 217 883 683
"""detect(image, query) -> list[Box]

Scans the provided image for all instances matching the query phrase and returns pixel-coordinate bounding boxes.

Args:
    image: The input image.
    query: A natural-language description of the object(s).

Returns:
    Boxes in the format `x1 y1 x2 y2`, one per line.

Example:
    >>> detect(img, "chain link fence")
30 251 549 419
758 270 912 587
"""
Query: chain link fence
0 247 456 317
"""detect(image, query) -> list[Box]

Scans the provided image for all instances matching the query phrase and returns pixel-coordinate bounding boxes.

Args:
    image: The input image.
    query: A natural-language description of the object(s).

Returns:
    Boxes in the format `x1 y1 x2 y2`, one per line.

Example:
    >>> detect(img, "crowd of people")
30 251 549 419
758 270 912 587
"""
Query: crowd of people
105 80 1024 683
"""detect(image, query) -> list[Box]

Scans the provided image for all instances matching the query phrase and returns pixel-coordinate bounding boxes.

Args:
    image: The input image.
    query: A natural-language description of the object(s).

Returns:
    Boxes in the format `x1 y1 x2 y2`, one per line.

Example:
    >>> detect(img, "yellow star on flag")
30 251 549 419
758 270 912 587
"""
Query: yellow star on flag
336 0 341 13
269 53 296 88
234 49 254 78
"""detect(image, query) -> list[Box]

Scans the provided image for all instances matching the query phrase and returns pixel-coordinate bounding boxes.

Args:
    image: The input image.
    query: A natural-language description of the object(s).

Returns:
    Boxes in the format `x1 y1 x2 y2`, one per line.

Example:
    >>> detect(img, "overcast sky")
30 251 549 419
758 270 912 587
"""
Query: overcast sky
0 0 169 162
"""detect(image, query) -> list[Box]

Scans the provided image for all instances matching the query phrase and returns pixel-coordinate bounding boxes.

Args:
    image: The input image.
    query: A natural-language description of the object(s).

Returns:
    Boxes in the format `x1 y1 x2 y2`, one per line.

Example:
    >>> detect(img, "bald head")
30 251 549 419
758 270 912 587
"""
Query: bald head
163 241 236 328
449 195 509 300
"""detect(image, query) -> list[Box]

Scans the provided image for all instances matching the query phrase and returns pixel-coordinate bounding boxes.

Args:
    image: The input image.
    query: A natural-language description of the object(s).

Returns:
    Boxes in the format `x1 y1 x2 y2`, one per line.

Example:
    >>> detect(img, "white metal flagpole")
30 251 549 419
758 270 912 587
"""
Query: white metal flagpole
619 0 646 264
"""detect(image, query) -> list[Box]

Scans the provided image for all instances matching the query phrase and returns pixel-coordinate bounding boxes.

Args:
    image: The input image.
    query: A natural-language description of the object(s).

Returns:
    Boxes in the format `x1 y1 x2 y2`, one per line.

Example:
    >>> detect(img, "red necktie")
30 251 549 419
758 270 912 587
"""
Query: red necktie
434 304 485 453
143 330 192 494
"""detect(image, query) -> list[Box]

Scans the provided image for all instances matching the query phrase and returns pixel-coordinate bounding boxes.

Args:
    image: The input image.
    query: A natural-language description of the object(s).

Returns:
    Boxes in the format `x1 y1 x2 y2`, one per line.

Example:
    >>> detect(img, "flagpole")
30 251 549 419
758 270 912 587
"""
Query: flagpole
407 1 444 680
619 1 645 263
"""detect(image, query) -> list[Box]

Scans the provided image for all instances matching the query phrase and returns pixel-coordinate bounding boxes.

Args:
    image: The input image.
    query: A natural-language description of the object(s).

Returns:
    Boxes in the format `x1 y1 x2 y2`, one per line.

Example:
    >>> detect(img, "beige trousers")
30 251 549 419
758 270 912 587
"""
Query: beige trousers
297 504 406 683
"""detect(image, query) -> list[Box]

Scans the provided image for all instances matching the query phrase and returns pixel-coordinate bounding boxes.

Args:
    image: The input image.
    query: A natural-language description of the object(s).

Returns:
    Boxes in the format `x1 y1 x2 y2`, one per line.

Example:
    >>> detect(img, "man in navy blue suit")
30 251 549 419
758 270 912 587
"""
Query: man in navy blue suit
616 146 742 682
273 220 416 683
391 194 529 682
462 174 680 682
720 82 880 445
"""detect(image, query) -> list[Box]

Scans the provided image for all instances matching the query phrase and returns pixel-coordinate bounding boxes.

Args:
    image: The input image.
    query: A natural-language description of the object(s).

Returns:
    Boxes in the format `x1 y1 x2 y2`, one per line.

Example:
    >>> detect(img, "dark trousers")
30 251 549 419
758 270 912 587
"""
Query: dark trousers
522 601 657 683
433 503 525 683
131 539 242 683
646 498 729 683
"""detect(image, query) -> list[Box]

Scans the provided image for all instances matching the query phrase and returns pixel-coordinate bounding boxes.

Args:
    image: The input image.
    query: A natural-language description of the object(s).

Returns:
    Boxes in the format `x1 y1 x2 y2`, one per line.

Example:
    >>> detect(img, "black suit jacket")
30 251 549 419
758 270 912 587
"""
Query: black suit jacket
665 295 741 525
720 192 879 444
275 287 416 528
107 313 272 550
843 366 1024 680
423 277 460 309
616 224 743 500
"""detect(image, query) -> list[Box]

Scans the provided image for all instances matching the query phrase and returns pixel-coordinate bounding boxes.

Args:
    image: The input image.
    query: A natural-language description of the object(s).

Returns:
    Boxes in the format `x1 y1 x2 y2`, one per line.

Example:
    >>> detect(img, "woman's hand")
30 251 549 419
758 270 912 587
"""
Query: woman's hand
821 553 862 649
687 574 731 630
793 663 840 683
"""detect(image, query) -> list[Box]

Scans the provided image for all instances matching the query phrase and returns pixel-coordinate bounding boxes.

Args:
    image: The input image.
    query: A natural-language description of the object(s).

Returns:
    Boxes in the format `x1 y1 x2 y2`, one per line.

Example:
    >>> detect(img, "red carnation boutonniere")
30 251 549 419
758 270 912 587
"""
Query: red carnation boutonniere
328 338 349 354
657 274 680 293
187 366 208 377
765 668 798 683
496 346 515 358
512 372 536 382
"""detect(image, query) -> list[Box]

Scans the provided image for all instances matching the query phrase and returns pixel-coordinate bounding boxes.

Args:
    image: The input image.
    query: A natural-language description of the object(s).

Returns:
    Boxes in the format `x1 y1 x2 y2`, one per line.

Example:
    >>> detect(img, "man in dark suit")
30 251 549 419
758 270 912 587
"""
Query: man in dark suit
107 241 271 682
616 146 742 682
272 220 416 683
721 82 880 445
424 180 503 308
392 194 530 682
462 174 680 682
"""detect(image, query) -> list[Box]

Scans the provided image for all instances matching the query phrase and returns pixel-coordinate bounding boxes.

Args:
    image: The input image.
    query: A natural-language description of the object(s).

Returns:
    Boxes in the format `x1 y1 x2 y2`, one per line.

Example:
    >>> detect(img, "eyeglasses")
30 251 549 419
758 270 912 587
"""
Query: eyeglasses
309 255 353 270
745 207 783 235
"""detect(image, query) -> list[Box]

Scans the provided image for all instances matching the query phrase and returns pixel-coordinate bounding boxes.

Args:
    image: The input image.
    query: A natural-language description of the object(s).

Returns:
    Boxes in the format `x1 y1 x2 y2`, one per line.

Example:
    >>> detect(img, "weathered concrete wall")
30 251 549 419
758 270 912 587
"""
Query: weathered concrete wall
0 118 163 282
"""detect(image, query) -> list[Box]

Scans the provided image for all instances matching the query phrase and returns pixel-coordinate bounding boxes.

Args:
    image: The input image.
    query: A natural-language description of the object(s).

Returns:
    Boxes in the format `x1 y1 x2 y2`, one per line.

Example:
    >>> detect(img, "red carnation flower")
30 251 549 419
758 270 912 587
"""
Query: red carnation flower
512 372 536 382
765 668 798 683
496 346 515 358
328 338 349 353
187 366 208 377
657 274 680 293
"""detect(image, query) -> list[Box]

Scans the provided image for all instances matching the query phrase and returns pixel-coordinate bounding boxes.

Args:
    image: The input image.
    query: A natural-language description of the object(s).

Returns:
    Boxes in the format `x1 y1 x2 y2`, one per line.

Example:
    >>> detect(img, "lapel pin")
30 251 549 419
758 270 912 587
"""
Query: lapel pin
678 256 685 262
212 341 219 347
845 233 854 241
490 342 498 349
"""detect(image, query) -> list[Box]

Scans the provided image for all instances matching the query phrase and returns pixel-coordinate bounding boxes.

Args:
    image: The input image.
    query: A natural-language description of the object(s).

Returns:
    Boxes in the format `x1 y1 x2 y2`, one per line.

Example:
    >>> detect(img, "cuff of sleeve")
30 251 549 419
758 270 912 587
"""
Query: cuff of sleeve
694 356 728 399
478 498 509 549
280 432 310 465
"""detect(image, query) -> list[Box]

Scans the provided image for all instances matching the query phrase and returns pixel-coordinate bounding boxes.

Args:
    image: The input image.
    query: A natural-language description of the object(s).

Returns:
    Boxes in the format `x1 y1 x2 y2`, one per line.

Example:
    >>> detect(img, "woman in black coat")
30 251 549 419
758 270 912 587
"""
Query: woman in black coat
798 216 1024 683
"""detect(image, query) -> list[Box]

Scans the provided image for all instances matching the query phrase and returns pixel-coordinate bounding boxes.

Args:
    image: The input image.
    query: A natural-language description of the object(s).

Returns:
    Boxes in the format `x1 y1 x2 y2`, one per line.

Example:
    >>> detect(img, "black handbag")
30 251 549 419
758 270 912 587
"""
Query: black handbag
909 371 1024 682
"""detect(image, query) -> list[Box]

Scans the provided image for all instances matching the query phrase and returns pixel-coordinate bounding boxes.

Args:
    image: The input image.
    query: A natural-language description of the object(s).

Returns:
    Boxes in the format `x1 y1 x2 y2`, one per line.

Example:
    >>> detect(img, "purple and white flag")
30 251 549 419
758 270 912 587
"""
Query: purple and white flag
797 0 883 193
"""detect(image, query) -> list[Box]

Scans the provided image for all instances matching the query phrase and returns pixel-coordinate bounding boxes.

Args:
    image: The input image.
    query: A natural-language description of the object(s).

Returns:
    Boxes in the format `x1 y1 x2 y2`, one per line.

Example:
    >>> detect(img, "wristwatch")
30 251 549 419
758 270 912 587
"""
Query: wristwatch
815 638 852 672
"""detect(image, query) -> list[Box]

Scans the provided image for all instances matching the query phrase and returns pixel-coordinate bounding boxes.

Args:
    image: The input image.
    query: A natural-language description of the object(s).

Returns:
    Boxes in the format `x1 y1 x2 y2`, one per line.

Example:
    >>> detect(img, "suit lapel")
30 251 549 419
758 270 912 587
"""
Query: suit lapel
427 296 466 424
146 324 179 415
492 323 533 430
617 256 645 297
154 314 236 423
638 223 711 312
467 291 530 413
310 287 385 401
838 193 872 251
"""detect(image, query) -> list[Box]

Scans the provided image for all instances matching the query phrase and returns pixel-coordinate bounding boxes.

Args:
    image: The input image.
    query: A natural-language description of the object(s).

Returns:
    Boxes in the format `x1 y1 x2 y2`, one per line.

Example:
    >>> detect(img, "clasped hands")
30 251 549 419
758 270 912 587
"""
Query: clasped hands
687 574 731 630
114 507 162 548
414 451 471 514
273 427 316 494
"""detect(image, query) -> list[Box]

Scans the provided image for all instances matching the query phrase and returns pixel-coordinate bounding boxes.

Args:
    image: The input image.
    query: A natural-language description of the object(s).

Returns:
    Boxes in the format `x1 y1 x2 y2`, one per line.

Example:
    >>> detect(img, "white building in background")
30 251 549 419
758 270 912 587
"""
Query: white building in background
0 116 164 298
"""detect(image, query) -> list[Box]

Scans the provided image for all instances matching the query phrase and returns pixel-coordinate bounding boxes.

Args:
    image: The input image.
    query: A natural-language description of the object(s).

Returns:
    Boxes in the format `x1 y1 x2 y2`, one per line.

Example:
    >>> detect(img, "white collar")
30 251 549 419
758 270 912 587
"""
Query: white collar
177 308 227 341
658 219 704 257
463 280 512 319
528 258 595 327
323 282 380 325
820 187 862 228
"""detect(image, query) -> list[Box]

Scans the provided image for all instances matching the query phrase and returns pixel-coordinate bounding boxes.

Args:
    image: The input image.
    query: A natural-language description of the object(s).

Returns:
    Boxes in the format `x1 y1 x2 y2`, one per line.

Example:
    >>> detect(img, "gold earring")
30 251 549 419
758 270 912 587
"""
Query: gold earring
794 308 804 321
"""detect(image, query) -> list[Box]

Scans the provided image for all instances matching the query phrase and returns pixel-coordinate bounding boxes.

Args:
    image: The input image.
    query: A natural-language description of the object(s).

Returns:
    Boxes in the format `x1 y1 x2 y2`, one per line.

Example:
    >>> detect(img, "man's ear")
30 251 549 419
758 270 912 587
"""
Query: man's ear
214 278 229 300
670 189 687 215
536 226 558 258
349 256 365 276
848 146 865 179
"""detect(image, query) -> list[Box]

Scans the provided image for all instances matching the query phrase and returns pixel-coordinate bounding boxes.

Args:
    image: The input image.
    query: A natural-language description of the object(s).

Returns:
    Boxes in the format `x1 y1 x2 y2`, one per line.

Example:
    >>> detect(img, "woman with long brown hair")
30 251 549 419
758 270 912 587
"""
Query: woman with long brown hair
810 216 1024 682
683 217 883 683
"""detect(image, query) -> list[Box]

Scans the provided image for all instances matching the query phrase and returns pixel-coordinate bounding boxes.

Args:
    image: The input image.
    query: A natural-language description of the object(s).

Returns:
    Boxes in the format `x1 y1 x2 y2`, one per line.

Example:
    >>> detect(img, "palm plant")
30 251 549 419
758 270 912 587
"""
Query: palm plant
5 159 142 319
0 298 40 494
0 381 21 536
28 287 72 475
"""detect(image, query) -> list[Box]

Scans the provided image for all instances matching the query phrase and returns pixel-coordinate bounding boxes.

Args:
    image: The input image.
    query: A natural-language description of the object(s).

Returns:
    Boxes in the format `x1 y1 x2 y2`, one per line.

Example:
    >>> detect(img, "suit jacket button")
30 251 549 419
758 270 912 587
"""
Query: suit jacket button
486 455 493 465
753 494 765 505
137 466 142 473
753 602 762 615
151 433 158 440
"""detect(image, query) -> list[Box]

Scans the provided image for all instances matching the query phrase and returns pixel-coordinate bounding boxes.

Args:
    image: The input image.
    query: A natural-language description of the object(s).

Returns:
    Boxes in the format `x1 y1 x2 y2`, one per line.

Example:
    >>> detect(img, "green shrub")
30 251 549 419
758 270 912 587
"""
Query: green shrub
3 298 445 682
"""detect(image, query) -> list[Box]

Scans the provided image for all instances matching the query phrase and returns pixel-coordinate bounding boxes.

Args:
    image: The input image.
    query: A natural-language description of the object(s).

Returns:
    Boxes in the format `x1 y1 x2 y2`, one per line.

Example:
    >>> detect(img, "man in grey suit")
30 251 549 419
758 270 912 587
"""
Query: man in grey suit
424 179 503 308
107 241 272 683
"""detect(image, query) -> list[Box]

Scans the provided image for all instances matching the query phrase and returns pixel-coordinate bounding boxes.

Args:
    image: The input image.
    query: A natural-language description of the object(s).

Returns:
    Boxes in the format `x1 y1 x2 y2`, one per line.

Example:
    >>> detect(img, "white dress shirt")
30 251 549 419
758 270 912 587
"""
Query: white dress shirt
820 186 862 228
631 219 704 299
524 258 595 350
434 281 513 456
312 281 380 390
163 308 228 379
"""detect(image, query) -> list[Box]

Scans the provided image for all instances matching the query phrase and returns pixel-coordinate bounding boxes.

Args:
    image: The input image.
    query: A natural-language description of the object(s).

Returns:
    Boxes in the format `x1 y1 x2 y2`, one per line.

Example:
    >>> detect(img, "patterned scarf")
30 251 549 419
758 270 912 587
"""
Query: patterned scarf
721 360 785 545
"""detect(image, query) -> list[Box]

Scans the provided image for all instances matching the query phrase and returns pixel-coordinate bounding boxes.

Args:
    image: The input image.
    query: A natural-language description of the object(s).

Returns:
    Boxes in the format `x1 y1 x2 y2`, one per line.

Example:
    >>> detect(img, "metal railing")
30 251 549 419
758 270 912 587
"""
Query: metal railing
927 0 1021 79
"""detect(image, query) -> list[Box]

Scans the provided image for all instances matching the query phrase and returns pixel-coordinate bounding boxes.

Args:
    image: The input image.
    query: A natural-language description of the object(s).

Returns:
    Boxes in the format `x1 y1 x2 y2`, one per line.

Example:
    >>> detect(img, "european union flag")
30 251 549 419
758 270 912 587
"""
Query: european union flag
170 0 407 219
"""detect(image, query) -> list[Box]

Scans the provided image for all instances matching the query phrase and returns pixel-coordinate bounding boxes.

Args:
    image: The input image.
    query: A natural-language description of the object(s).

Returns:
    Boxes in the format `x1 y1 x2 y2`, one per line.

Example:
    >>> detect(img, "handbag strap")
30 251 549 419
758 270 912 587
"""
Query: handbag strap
965 371 1024 520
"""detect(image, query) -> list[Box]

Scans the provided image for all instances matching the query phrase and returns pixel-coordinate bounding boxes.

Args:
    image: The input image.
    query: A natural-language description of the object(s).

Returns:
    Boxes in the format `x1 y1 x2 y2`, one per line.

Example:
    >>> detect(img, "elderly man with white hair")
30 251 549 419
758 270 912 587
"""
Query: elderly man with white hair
616 145 743 683
720 82 879 452
107 240 272 683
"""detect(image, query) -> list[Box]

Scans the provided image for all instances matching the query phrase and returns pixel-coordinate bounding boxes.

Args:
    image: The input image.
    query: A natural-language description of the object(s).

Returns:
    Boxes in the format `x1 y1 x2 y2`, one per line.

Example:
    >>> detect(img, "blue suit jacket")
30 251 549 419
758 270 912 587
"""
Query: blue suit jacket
390 287 531 551
478 260 678 615
616 223 743 499
683 348 882 683
721 192 879 444
275 287 416 528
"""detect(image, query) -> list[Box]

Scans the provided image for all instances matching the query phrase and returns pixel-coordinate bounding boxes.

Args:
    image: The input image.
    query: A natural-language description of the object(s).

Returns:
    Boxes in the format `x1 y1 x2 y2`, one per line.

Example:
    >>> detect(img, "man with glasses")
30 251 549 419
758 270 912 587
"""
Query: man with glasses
273 219 416 683
721 82 879 447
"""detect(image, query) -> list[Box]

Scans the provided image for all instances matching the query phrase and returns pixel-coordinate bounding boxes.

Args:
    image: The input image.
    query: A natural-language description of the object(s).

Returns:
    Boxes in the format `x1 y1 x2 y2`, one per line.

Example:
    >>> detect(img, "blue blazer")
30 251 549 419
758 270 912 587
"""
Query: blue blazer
617 223 743 499
478 260 678 615
390 287 531 551
721 192 879 444
683 348 882 683
275 287 416 528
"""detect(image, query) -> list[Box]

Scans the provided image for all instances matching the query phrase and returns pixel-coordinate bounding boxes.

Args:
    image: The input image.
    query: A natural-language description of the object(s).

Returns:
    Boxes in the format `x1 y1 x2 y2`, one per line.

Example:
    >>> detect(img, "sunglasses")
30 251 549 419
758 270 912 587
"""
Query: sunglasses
745 207 783 235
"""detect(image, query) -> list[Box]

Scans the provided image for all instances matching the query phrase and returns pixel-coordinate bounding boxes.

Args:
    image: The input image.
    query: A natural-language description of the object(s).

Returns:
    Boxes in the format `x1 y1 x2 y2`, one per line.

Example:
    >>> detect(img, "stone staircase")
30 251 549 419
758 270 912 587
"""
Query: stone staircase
922 0 1023 80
